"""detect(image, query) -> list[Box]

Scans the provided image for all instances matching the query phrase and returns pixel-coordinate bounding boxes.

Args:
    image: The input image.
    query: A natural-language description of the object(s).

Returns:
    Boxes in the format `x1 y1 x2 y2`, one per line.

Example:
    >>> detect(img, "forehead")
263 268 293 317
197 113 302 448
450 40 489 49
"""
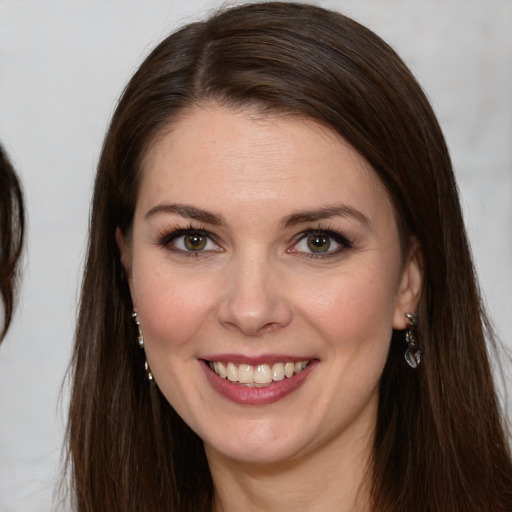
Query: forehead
137 104 394 223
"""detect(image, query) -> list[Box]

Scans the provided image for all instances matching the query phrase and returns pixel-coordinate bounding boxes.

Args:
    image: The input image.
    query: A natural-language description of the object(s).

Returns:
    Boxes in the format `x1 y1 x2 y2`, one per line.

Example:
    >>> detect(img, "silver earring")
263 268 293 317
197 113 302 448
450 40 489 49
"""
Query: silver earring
132 311 153 381
404 312 421 369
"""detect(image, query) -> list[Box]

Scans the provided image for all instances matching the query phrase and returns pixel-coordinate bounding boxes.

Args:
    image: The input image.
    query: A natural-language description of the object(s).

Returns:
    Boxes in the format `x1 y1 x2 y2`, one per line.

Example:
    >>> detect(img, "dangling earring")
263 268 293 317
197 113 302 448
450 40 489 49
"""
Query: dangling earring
132 311 153 381
404 312 421 368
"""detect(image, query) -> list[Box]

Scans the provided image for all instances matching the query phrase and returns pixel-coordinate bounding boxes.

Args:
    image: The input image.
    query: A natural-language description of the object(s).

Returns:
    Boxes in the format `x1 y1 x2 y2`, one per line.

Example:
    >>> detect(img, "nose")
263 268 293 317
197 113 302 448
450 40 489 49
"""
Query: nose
217 254 293 336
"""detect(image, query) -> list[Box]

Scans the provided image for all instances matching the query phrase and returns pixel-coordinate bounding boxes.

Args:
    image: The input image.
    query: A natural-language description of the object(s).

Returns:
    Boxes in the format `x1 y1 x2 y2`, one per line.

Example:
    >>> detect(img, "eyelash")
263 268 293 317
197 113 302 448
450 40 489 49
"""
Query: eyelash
157 224 220 257
290 228 353 259
157 224 353 259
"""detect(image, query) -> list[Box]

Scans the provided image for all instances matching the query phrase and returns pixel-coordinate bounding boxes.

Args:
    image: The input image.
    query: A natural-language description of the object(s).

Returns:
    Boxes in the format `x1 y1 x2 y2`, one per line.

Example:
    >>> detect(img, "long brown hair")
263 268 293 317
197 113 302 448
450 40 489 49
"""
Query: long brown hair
0 144 24 341
67 3 512 510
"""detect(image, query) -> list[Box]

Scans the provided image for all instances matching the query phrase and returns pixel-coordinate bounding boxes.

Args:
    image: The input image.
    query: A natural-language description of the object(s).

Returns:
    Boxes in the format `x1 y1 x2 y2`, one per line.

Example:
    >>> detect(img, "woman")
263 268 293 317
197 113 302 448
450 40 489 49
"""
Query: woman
0 144 24 342
67 2 512 511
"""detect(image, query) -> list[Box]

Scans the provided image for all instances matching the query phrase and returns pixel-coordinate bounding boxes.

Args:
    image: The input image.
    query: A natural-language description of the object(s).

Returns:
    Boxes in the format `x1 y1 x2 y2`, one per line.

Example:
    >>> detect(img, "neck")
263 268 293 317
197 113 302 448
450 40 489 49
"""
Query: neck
206 421 374 512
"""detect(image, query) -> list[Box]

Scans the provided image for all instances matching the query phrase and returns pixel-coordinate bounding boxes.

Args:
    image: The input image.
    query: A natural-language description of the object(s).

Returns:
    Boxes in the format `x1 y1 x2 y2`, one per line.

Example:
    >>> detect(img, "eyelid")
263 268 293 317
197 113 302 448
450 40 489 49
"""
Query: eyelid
157 225 222 253
289 228 352 258
156 224 352 258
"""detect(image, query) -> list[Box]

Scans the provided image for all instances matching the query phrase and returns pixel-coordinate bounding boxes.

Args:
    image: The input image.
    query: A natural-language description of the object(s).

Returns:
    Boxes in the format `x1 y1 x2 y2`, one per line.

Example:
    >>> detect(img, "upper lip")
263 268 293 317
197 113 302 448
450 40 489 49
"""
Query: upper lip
201 354 316 365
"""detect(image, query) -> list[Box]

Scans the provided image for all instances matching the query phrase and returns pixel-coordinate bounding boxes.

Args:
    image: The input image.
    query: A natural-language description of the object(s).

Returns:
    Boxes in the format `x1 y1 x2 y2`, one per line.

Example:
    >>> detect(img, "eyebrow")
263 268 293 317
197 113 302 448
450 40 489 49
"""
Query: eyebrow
280 205 371 229
144 203 227 226
145 202 371 229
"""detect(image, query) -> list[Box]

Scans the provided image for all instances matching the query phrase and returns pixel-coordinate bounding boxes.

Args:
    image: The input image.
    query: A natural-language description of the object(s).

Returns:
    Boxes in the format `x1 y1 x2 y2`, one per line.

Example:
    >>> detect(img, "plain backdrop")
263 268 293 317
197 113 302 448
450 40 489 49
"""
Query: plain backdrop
0 1 511 510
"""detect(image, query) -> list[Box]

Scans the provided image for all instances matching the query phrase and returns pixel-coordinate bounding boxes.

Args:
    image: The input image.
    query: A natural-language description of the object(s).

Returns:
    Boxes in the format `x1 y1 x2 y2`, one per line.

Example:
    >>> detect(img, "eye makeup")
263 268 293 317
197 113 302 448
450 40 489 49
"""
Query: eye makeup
156 224 222 257
154 221 354 262
287 226 354 260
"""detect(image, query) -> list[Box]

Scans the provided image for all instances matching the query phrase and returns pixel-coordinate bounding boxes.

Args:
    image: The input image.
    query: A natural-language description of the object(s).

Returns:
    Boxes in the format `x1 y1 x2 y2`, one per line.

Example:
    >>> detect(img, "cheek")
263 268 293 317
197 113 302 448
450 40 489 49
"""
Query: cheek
296 267 399 353
131 260 217 350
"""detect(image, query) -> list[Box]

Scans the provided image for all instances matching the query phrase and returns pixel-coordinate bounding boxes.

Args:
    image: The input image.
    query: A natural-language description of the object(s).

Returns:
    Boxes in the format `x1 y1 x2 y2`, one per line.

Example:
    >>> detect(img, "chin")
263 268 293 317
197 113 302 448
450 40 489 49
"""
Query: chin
201 420 319 467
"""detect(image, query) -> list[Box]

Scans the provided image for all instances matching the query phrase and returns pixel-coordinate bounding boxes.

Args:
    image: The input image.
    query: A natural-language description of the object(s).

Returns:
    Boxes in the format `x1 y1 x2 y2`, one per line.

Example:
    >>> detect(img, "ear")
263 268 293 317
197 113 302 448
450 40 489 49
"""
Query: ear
392 238 423 330
116 227 132 281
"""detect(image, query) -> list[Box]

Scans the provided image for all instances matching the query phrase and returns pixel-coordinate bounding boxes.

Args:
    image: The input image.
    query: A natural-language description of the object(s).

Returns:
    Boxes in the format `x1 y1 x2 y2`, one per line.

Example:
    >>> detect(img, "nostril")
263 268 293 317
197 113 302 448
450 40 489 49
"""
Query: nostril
220 318 275 336
255 321 280 335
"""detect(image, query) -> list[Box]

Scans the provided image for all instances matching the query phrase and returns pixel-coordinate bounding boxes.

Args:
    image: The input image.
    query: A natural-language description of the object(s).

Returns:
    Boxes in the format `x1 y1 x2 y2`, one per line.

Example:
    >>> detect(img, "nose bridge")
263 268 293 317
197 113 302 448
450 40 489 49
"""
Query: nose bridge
218 246 292 335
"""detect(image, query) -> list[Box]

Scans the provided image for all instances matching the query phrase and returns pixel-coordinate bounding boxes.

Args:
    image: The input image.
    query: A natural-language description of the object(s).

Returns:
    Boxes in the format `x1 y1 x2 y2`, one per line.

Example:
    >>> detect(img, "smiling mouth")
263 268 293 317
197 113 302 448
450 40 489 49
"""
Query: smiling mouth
207 360 311 387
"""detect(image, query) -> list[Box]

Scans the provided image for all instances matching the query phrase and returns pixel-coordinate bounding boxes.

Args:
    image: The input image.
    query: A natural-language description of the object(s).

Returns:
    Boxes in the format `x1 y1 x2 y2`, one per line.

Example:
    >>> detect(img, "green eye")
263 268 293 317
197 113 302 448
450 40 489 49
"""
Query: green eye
290 229 350 258
161 228 222 255
306 234 331 253
184 234 207 251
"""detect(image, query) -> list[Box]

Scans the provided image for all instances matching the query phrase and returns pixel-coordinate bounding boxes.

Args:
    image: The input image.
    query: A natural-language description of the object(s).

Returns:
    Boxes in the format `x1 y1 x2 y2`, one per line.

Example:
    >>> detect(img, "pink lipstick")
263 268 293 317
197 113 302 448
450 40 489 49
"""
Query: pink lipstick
201 357 318 405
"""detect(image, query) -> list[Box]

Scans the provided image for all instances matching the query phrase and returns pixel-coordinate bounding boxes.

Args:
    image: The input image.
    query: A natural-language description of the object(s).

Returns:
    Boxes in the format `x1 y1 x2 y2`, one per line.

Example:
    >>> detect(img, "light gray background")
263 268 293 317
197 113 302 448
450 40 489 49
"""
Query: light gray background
0 1 511 510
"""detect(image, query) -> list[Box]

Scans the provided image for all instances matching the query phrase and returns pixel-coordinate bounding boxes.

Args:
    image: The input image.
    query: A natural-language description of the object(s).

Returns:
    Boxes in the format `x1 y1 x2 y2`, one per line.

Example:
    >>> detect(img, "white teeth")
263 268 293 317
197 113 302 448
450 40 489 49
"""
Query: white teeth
272 362 285 381
226 362 238 382
217 361 227 378
238 364 254 384
295 361 308 373
254 364 272 384
209 359 310 385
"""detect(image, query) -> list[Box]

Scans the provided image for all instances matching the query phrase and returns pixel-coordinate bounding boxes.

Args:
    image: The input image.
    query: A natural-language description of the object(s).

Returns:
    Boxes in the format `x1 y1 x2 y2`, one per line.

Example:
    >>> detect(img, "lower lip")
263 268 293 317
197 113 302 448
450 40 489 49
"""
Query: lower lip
201 360 318 405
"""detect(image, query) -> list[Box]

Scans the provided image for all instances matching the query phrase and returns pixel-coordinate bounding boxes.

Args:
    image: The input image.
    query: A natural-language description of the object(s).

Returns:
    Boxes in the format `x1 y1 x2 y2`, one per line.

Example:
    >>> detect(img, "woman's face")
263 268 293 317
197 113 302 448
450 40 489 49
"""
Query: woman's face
120 105 421 467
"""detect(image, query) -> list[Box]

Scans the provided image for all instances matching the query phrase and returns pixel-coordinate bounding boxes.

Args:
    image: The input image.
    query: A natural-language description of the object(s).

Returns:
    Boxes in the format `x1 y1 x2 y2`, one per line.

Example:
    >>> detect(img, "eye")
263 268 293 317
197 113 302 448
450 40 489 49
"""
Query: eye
290 230 351 257
161 228 221 254
304 233 332 253
177 233 208 251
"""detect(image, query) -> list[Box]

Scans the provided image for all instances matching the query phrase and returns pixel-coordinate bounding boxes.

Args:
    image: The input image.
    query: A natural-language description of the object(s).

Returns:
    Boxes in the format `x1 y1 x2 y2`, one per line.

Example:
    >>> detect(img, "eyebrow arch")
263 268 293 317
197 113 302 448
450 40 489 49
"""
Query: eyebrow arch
144 203 226 226
280 205 371 229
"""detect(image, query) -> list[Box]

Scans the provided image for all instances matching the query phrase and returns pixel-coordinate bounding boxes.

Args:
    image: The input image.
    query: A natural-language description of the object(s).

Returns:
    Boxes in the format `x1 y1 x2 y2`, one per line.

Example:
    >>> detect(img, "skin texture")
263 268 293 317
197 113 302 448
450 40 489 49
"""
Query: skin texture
119 105 422 511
